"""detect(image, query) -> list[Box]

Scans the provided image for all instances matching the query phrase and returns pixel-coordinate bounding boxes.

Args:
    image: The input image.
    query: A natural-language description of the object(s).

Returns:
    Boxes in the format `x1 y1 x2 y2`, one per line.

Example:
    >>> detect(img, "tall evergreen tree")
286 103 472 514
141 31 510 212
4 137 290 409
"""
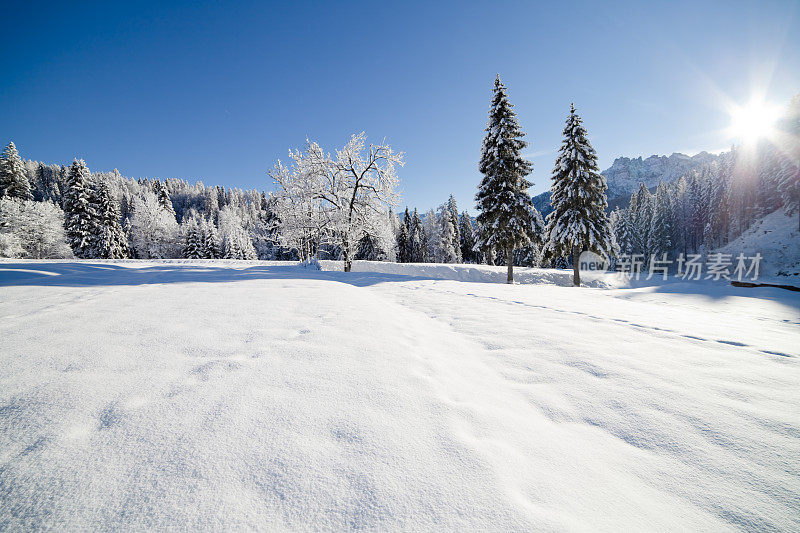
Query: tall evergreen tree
397 223 410 263
397 207 412 263
355 232 386 261
611 207 631 256
0 142 32 200
458 212 476 263
240 230 258 260
670 177 691 256
544 104 614 286
648 181 672 257
689 173 707 251
201 219 221 258
445 195 462 262
183 218 203 259
223 231 242 259
709 155 732 246
438 203 459 263
475 75 540 283
631 183 653 259
410 208 425 263
63 159 99 258
154 181 176 220
422 208 438 262
93 179 129 258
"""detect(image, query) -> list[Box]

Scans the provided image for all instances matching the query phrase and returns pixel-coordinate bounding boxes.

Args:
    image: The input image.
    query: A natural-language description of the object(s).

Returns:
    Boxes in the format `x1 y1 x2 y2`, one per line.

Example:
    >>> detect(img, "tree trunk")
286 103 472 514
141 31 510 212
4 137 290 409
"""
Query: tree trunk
572 245 581 287
506 247 514 284
343 243 352 272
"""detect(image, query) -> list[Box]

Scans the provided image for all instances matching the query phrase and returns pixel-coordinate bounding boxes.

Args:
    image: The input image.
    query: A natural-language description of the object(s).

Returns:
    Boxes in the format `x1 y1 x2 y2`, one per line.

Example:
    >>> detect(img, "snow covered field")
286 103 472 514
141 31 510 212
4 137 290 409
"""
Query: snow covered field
1 260 798 531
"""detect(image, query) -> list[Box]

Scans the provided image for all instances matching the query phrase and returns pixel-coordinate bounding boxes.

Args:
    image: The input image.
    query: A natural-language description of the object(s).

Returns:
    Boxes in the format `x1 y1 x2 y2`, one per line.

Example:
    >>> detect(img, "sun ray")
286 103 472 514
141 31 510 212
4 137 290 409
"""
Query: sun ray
727 97 783 144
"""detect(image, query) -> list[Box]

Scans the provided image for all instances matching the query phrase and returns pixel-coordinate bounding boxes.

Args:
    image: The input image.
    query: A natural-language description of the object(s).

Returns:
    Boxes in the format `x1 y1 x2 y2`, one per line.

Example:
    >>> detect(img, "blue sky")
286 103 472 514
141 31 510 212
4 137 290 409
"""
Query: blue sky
2 1 798 212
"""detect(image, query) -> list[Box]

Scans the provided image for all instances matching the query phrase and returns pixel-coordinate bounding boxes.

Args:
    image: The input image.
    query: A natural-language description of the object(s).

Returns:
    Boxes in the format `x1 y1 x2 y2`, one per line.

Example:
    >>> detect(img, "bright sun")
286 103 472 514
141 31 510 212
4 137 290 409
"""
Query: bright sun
728 98 782 143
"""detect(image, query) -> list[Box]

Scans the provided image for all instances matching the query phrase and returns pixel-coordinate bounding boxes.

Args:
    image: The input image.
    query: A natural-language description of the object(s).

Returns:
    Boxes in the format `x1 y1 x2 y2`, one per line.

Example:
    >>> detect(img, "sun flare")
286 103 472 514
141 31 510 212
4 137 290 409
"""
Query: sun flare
727 98 782 143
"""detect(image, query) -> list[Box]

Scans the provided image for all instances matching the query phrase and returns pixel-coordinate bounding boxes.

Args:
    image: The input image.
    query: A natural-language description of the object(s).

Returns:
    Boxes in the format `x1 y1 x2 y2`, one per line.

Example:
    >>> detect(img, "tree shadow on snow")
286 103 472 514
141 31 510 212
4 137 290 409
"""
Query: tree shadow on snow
0 262 797 310
0 261 420 289
615 277 800 310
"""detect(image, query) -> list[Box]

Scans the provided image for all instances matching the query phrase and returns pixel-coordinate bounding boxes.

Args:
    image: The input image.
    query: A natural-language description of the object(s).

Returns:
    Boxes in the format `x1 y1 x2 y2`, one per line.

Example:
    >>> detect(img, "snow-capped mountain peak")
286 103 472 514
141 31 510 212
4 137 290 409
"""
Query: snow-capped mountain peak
602 151 721 199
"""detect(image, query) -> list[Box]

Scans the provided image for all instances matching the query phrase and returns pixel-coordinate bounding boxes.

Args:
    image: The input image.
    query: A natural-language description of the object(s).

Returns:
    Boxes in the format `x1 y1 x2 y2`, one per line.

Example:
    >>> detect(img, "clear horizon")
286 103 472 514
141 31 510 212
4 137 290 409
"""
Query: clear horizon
2 0 798 212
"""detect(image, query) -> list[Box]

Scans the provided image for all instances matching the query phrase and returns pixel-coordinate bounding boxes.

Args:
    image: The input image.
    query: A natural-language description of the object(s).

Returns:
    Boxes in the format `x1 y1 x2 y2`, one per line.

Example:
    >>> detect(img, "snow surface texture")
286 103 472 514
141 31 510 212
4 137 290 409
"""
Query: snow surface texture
1 261 798 531
716 209 800 279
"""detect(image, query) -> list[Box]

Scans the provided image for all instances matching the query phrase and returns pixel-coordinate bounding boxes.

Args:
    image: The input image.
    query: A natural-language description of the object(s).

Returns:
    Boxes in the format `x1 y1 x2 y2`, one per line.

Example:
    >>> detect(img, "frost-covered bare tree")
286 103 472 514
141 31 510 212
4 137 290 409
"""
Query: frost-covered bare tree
269 142 334 261
270 132 403 271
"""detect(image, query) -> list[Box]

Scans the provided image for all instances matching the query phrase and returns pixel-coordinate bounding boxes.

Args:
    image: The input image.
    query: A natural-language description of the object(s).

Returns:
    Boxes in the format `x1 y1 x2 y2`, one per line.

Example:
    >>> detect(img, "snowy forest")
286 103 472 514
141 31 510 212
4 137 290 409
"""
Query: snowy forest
1 89 798 276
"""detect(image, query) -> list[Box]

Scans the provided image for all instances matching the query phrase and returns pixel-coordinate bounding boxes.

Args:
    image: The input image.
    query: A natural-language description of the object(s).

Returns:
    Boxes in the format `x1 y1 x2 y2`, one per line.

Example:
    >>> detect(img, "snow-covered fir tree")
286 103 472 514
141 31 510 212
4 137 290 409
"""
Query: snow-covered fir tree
476 76 541 283
28 162 65 204
438 203 459 263
445 195 462 262
223 231 242 259
201 218 221 259
355 231 386 261
240 231 257 260
648 181 672 258
707 155 732 248
93 179 129 258
544 104 614 286
222 228 257 260
688 173 707 252
218 206 257 260
63 159 100 258
630 183 653 261
422 208 439 262
154 181 176 220
610 207 631 257
671 177 691 255
397 208 412 263
0 142 32 201
458 212 476 263
410 208 426 263
182 218 203 259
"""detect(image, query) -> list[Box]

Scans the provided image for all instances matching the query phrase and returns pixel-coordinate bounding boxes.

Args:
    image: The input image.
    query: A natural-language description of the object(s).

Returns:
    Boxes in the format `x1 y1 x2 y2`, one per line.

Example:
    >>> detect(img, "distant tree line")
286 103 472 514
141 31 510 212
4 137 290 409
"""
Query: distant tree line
0 142 288 261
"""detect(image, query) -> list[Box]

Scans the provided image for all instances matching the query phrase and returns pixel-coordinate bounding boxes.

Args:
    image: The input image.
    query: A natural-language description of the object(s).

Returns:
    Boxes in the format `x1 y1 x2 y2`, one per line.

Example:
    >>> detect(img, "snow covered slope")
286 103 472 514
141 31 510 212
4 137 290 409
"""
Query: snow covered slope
0 261 798 531
716 209 800 280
